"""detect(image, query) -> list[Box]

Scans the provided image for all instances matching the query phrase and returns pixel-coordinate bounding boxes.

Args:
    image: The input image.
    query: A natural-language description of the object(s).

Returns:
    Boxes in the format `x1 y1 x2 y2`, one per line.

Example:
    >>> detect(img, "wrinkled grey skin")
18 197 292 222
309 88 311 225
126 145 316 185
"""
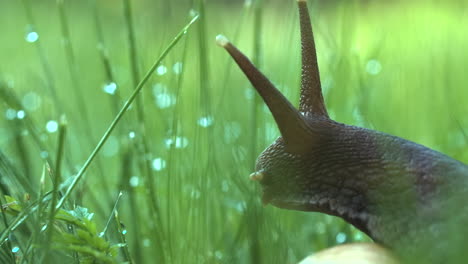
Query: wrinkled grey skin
255 116 468 260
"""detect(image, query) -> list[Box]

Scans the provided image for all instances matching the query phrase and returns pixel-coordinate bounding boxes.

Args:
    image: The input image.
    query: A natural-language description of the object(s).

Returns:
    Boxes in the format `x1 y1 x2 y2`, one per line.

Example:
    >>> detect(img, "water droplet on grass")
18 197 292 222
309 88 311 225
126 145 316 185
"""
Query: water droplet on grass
11 246 19 253
336 232 347 243
155 93 176 108
172 62 183 75
189 9 198 18
22 92 42 111
165 137 188 149
191 189 201 199
122 229 127 235
353 232 364 241
215 251 223 259
152 158 166 171
153 83 176 108
128 131 136 139
244 88 254 100
156 65 167 76
16 110 25 119
198 116 213 127
103 82 117 95
366 59 382 75
102 136 119 157
25 31 39 43
40 151 48 159
143 239 151 247
46 120 58 133
5 109 16 120
129 176 139 187
235 201 246 212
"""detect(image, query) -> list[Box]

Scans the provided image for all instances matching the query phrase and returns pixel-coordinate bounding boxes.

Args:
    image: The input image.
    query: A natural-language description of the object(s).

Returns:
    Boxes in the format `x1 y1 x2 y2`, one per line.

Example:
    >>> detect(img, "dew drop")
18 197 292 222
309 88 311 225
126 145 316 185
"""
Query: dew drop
215 251 223 259
155 93 176 109
152 83 167 94
11 246 19 253
156 65 167 76
366 59 382 75
197 116 213 128
40 151 49 159
244 88 255 100
153 83 176 109
152 158 166 171
5 109 17 120
190 188 201 199
102 136 119 157
165 136 189 149
353 232 364 241
22 92 42 111
143 238 151 247
189 9 199 18
25 31 39 43
46 120 58 133
172 62 183 75
336 232 347 244
122 229 127 235
129 176 139 187
235 201 246 212
17 110 26 119
128 131 136 139
103 82 117 95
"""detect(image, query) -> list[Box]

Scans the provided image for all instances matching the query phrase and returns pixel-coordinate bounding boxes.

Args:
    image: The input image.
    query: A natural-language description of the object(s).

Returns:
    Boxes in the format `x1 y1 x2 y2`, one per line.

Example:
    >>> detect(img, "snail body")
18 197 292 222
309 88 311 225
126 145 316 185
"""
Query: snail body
217 0 468 262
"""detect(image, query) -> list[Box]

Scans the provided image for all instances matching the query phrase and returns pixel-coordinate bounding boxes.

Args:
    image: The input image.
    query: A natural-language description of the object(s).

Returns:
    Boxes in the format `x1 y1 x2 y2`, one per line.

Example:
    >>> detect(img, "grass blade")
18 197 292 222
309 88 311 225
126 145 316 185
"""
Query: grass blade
55 14 199 210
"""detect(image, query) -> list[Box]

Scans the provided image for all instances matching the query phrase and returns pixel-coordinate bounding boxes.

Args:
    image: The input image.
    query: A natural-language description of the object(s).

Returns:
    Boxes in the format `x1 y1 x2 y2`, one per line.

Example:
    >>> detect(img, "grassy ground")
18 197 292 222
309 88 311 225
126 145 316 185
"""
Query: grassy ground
0 0 467 263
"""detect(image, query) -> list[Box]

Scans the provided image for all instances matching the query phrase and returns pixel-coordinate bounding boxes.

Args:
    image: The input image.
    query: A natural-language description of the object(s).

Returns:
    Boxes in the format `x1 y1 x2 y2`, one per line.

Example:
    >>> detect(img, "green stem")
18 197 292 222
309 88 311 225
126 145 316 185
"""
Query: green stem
41 116 67 263
55 14 199 211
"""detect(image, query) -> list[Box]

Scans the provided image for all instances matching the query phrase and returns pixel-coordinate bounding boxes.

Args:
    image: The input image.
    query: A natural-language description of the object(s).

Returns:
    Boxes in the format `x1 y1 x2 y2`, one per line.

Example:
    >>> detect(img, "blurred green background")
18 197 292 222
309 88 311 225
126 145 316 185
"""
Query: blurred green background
0 0 467 263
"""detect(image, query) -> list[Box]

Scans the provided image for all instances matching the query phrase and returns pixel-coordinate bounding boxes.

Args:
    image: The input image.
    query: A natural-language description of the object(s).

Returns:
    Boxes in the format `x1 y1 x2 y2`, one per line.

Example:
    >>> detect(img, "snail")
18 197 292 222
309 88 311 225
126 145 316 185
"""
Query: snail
217 0 468 262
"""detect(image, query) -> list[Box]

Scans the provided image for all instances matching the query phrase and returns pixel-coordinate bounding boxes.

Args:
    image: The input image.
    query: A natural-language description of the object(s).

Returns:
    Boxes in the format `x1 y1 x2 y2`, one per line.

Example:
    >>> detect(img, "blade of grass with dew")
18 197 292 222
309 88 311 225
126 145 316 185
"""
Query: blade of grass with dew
122 2 169 261
117 146 144 262
54 13 199 213
41 116 67 263
20 0 63 114
114 210 133 264
99 191 123 239
56 0 111 204
0 191 53 247
92 0 122 115
0 83 54 170
164 33 191 263
0 11 197 244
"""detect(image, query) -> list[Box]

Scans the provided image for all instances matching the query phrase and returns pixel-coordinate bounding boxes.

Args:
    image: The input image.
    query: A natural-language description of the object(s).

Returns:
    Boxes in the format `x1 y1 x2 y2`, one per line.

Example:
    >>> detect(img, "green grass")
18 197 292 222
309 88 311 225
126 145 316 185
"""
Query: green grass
0 0 467 263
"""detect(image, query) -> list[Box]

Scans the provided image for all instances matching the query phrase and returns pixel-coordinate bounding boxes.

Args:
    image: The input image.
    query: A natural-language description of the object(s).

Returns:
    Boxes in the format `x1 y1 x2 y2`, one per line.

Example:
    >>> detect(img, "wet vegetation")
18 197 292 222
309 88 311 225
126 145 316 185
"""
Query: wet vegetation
0 0 467 263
